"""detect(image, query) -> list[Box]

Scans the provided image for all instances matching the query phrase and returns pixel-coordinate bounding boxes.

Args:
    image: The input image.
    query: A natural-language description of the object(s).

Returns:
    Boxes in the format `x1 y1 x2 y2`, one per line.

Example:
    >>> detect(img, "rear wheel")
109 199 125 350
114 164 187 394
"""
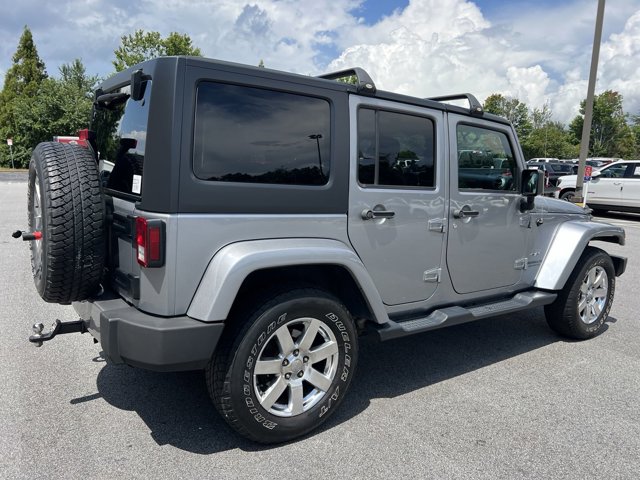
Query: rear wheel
544 247 615 339
28 142 105 303
207 288 358 443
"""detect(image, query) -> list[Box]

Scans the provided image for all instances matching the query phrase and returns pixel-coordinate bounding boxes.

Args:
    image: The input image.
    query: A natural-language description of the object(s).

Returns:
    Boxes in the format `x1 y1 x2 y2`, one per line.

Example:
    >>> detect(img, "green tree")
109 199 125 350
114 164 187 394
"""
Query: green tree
483 93 532 140
569 90 636 158
0 26 48 167
521 122 579 160
0 58 96 168
631 115 640 158
531 103 552 130
46 60 98 137
113 30 202 72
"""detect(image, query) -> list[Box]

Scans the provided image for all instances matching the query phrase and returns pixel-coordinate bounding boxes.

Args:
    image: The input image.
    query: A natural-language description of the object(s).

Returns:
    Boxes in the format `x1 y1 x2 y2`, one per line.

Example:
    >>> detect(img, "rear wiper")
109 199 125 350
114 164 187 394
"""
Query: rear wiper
95 92 130 109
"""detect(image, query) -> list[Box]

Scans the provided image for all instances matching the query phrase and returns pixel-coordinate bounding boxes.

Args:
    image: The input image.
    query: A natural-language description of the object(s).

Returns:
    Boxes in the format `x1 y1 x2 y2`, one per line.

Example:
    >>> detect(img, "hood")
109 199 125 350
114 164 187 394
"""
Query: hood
557 174 577 186
535 196 588 215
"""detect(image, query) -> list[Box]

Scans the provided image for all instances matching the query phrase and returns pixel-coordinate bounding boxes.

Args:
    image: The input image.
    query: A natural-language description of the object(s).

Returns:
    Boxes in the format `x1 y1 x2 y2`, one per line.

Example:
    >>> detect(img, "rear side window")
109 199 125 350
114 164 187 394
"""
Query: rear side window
93 81 151 196
193 82 330 185
357 108 435 188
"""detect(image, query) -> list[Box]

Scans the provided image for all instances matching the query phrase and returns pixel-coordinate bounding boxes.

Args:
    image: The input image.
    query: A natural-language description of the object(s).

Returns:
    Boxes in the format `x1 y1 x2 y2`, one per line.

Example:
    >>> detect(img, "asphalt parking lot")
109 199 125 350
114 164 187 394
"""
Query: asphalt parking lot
1 179 638 479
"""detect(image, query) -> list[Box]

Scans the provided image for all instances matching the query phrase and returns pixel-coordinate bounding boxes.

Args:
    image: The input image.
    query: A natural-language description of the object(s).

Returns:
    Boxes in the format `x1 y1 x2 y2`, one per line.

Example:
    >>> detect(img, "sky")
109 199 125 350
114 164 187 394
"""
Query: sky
1 0 639 124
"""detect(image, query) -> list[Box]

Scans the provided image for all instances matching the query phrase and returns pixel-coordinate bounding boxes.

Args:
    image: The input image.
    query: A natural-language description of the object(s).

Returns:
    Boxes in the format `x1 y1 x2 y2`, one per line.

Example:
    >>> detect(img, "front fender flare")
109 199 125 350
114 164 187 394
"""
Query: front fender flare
187 239 389 323
535 220 625 290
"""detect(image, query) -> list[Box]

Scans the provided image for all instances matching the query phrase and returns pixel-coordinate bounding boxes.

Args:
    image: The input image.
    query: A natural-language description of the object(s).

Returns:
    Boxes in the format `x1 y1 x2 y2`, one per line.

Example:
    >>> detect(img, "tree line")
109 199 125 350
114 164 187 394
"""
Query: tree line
1 26 639 168
0 27 200 168
484 92 640 161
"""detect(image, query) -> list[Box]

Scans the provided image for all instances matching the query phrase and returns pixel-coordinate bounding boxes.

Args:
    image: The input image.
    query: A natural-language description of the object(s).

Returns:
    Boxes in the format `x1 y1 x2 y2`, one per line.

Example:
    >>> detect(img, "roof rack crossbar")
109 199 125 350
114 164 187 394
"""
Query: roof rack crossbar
428 93 484 116
318 67 376 95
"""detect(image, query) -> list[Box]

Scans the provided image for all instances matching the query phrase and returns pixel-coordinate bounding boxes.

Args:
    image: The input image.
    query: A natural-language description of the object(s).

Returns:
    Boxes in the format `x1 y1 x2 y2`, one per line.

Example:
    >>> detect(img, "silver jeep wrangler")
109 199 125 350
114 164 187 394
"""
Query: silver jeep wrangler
22 57 626 443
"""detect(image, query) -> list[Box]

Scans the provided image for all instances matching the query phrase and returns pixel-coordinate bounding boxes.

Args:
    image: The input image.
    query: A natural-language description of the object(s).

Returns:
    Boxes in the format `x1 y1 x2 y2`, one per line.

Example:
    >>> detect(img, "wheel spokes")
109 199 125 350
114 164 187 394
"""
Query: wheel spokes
297 318 321 352
578 295 587 313
308 340 338 364
306 368 332 392
289 382 304 416
255 358 283 375
260 376 288 410
275 327 295 354
593 288 607 300
253 316 340 417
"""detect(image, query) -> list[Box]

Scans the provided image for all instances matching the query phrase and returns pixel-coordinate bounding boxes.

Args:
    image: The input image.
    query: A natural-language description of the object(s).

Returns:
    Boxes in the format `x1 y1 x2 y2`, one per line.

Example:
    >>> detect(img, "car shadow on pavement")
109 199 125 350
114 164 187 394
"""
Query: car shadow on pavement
88 307 611 453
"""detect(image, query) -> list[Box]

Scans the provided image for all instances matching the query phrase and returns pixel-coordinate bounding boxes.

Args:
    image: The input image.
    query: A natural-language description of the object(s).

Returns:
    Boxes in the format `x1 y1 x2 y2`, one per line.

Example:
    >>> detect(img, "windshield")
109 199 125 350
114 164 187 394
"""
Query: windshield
92 80 151 196
550 164 573 173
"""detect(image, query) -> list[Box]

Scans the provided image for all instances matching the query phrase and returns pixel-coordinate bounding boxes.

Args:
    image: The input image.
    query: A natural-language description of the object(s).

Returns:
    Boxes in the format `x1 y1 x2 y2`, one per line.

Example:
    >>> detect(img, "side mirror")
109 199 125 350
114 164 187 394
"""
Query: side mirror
520 169 544 211
591 170 602 178
131 69 150 101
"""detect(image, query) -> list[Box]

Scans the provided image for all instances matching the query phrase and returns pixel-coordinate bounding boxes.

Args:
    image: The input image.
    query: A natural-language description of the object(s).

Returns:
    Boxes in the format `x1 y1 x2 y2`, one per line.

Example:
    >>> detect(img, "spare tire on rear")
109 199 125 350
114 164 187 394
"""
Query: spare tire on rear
28 142 105 303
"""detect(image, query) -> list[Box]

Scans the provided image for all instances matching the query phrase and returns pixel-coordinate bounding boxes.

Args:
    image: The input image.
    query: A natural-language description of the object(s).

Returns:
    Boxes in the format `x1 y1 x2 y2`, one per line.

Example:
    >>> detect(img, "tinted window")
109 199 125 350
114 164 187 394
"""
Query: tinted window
193 82 330 185
550 163 573 174
357 109 435 188
457 124 517 191
93 81 151 196
600 164 628 178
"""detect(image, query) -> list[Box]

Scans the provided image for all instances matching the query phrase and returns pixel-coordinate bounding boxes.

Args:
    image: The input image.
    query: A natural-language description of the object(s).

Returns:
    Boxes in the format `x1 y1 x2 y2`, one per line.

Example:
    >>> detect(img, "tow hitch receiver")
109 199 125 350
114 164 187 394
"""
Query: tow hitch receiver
29 319 87 347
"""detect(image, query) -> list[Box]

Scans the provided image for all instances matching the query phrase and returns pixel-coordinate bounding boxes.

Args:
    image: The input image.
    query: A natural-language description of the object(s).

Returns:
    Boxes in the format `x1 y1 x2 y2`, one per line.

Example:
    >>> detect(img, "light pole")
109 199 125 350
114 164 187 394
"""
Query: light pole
308 134 324 178
574 0 605 206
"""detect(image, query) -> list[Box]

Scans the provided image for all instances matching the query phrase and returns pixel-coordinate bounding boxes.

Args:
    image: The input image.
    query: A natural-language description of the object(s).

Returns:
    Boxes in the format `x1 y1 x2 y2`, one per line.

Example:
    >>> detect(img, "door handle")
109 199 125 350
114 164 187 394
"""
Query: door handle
361 207 395 220
613 182 622 186
453 205 480 219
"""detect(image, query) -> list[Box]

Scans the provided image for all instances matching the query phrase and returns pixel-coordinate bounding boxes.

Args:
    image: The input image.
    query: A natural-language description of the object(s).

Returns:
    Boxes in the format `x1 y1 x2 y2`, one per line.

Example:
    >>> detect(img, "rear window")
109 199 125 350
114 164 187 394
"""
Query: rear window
92 81 151 196
193 82 330 185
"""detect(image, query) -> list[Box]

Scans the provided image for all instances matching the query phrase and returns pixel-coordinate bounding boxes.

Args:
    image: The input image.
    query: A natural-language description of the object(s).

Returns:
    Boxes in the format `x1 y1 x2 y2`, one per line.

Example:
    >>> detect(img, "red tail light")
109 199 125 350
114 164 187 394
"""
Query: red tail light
135 217 165 267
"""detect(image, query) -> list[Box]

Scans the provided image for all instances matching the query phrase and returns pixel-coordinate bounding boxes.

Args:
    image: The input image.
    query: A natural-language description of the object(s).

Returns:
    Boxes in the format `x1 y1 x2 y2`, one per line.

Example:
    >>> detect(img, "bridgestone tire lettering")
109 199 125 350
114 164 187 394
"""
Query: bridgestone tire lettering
206 288 358 444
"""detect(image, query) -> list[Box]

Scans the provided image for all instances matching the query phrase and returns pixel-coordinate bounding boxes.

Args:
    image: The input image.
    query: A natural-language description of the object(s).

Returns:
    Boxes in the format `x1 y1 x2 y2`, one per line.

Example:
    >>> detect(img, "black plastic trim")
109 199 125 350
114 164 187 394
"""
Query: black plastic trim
77 294 224 372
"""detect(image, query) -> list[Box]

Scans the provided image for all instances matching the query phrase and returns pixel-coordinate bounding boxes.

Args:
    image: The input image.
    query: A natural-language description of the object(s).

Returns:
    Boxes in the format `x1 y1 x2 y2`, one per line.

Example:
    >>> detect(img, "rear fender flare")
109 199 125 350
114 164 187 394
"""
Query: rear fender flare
187 239 388 323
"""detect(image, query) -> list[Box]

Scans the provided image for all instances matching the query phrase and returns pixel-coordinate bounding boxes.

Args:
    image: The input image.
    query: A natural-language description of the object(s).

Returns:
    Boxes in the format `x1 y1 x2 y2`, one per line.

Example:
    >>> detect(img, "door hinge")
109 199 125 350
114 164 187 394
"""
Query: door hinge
519 214 531 228
514 258 528 270
428 218 446 233
423 268 442 283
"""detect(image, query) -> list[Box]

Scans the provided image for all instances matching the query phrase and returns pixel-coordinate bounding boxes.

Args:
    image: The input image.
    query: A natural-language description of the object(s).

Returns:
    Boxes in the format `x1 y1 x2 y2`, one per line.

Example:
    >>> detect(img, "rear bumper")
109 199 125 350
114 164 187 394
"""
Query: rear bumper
73 294 224 372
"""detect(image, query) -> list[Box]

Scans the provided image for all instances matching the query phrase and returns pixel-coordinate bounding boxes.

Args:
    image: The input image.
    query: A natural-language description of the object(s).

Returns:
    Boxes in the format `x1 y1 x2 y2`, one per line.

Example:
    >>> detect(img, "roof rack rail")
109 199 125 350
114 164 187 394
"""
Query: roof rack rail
318 68 376 95
428 93 484 116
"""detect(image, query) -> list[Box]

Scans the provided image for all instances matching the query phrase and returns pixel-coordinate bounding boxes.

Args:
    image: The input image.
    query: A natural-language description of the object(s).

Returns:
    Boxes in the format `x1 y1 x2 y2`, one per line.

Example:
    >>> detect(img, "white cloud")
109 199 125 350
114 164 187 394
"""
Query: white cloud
0 0 639 125
328 0 640 123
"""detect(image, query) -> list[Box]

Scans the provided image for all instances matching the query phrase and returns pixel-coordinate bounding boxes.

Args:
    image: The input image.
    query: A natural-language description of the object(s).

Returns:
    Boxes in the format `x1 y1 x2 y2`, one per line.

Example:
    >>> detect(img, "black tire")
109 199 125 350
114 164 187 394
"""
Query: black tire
560 189 575 202
544 247 615 339
28 142 105 303
207 288 358 443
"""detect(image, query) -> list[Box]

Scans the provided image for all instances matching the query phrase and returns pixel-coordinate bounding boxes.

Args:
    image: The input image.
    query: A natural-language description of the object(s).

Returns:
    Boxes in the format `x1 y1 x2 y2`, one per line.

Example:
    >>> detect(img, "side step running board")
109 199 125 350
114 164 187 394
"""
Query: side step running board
377 291 557 341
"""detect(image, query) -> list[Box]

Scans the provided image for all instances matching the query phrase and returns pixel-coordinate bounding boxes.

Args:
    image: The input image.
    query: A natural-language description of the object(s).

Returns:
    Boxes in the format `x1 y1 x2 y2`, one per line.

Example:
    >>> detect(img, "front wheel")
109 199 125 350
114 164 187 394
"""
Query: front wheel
207 288 358 443
560 189 576 202
544 247 615 339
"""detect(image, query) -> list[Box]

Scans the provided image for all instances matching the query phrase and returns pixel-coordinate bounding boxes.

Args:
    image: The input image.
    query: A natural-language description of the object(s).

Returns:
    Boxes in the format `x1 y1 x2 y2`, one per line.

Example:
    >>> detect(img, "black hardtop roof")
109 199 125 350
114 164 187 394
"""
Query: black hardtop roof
99 55 511 125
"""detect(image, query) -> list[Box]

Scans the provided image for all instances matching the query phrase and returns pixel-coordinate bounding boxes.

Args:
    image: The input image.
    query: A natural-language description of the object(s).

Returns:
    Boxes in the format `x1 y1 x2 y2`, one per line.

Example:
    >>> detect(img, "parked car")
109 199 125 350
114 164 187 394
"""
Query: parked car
17 57 626 444
527 162 573 186
556 160 640 213
527 157 560 163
